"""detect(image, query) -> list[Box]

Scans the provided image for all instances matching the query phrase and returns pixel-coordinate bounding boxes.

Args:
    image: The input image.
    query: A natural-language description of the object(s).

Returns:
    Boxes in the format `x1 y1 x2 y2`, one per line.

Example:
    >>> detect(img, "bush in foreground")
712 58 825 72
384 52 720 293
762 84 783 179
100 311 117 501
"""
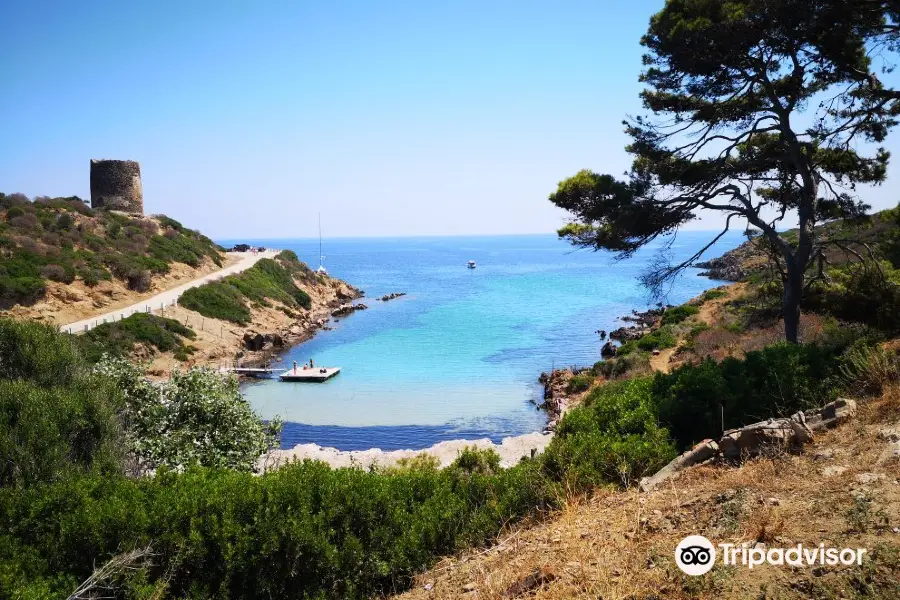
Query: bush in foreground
0 320 124 488
93 356 282 474
543 378 677 489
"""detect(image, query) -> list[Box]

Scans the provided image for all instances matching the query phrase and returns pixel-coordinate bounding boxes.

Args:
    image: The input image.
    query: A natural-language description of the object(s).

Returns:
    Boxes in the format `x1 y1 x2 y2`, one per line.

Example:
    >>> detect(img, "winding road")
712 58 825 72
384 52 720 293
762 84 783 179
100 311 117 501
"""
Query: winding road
62 250 279 334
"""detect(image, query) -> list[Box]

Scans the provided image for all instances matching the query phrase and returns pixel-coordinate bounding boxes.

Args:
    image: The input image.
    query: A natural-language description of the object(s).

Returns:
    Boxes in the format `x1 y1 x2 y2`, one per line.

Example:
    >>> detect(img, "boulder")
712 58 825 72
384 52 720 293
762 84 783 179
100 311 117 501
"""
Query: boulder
331 303 368 317
600 341 618 357
502 567 557 598
798 398 857 432
718 418 813 460
336 286 356 301
377 292 407 302
242 331 284 351
877 424 900 443
242 331 266 351
877 442 900 465
822 465 848 477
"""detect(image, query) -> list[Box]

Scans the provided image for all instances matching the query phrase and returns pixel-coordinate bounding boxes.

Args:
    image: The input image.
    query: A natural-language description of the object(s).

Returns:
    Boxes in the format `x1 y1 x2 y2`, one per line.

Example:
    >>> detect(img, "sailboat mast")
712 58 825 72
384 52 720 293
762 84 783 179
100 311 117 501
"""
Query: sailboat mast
318 213 322 268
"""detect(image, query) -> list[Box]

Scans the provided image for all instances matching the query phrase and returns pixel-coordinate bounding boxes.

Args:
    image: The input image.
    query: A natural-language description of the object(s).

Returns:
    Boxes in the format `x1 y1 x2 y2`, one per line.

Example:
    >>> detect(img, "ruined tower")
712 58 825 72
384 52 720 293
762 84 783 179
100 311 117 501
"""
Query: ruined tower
90 159 144 214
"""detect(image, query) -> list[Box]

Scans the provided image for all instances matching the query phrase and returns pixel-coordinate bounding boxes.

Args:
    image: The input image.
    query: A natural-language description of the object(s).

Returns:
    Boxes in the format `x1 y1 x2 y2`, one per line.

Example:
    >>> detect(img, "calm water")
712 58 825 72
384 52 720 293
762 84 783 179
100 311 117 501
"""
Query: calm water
218 233 742 451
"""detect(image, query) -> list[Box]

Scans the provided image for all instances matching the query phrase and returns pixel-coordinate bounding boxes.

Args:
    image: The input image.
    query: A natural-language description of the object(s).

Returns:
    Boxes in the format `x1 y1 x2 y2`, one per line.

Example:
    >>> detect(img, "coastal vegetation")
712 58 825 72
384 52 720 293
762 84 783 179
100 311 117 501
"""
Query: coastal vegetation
0 293 888 597
74 313 198 363
178 252 313 324
0 192 222 307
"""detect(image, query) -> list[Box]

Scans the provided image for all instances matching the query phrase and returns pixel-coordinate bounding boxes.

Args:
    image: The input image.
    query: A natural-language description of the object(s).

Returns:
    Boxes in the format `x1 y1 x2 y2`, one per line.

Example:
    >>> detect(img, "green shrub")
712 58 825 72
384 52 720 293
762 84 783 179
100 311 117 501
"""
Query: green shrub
0 320 124 488
840 345 900 394
0 320 84 387
652 342 844 450
617 325 677 355
592 352 652 379
75 313 197 363
565 372 594 394
93 357 281 473
0 276 45 307
0 379 124 488
661 304 699 325
179 258 312 323
700 288 727 302
450 447 502 475
0 454 556 599
542 378 677 489
179 282 251 324
55 213 73 230
39 263 74 284
0 195 223 309
805 264 900 334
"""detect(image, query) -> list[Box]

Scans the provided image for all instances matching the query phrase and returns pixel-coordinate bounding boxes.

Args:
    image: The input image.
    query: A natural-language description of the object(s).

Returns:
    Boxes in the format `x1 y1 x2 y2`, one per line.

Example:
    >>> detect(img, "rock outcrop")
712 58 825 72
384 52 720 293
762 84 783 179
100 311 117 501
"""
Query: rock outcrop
610 326 651 342
696 255 746 281
331 303 368 317
242 331 285 351
377 292 406 302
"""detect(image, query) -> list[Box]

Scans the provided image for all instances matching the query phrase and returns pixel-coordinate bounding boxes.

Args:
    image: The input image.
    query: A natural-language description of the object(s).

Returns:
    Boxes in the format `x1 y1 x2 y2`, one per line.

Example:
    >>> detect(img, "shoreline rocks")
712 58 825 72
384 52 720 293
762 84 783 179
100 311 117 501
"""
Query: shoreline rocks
331 302 368 317
261 431 554 472
376 292 406 302
232 283 364 373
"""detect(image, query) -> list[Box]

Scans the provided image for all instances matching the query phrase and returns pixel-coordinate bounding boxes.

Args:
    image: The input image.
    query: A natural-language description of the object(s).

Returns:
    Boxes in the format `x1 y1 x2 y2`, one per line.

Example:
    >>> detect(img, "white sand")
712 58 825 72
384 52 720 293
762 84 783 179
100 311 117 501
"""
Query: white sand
260 430 554 472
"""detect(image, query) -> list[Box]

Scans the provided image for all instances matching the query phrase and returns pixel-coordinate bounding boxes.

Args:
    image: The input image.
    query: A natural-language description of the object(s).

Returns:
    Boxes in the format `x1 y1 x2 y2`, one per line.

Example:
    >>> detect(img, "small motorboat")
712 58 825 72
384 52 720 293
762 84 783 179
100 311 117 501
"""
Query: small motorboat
467 260 477 269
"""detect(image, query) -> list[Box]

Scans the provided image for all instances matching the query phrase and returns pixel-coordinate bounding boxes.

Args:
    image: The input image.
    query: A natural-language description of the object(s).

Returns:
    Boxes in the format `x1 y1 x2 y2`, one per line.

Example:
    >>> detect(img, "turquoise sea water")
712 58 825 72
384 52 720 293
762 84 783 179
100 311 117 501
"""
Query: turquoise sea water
218 233 743 451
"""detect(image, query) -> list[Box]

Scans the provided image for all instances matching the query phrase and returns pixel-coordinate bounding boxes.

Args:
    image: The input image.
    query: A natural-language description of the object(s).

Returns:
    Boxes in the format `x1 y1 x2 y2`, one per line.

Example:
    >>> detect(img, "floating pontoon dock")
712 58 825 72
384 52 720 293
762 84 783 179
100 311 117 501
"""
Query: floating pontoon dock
279 367 342 382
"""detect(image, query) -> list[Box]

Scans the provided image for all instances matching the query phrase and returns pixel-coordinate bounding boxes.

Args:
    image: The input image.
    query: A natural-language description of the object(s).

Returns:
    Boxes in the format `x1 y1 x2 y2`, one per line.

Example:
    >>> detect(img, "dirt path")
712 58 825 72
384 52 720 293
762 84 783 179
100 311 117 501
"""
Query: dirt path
62 250 278 333
649 347 676 373
649 283 745 374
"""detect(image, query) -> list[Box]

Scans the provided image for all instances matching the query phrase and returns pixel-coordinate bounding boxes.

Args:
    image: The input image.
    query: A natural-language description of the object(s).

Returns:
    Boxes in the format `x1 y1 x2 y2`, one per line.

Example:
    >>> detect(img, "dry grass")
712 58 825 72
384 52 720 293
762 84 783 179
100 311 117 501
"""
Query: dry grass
393 387 900 599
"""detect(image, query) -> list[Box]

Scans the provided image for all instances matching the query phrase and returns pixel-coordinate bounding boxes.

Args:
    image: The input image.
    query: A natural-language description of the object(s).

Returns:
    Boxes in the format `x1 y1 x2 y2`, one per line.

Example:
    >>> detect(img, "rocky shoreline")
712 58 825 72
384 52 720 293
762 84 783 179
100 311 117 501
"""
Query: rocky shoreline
261 431 554 471
232 288 367 373
237 290 406 372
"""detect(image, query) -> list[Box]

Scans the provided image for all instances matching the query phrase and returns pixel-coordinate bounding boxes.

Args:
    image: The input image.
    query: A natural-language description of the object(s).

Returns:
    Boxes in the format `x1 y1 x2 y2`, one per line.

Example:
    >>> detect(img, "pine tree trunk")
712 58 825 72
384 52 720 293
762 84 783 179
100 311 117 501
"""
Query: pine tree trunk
782 264 803 344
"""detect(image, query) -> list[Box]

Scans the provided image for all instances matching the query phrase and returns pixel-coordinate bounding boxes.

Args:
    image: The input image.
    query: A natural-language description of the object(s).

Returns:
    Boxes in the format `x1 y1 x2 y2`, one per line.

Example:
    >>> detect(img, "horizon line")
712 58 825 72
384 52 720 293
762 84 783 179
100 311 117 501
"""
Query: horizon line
214 228 742 242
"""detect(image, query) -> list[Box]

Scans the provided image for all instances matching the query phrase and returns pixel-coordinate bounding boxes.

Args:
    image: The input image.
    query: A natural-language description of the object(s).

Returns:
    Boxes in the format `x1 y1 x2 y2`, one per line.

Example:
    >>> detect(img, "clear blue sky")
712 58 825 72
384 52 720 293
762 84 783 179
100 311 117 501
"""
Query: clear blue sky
2 1 899 239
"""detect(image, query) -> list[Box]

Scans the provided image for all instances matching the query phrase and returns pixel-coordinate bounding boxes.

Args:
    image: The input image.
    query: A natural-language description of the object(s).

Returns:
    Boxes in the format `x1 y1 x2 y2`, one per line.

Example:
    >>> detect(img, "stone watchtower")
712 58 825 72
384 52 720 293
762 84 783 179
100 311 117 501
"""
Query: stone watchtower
90 159 144 214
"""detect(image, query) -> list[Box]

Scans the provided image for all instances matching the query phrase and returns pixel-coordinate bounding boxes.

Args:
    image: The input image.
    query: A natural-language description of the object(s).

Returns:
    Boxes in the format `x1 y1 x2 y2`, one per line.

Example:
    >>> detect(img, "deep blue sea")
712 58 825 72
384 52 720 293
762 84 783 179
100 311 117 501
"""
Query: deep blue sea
217 232 743 451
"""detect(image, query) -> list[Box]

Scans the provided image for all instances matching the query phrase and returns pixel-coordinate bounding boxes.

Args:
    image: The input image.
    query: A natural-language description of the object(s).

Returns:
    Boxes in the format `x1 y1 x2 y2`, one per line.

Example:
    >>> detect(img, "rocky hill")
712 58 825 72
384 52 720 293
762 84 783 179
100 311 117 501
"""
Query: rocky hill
0 192 224 323
0 192 364 376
